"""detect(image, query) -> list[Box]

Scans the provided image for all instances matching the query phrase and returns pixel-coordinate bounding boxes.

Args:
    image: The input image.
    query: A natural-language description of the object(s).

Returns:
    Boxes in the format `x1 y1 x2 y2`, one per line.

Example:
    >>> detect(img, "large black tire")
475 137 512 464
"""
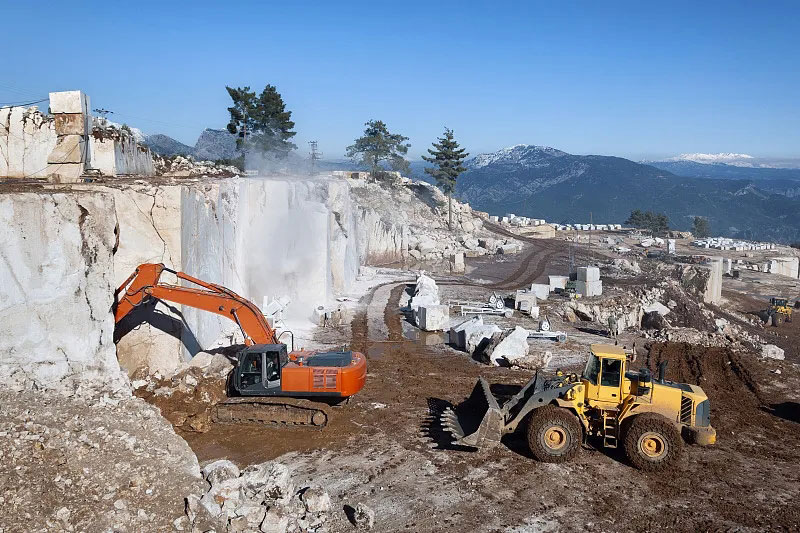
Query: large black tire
526 405 582 463
622 413 683 471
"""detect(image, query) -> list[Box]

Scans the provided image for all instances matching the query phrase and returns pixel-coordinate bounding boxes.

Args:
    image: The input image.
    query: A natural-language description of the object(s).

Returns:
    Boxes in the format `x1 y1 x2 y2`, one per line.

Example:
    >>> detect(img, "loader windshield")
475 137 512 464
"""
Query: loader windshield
583 353 600 385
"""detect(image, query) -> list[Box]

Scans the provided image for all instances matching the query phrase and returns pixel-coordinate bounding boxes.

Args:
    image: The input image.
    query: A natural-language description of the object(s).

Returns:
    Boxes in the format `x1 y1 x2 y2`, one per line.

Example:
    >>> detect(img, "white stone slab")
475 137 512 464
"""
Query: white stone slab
418 305 449 331
577 266 600 282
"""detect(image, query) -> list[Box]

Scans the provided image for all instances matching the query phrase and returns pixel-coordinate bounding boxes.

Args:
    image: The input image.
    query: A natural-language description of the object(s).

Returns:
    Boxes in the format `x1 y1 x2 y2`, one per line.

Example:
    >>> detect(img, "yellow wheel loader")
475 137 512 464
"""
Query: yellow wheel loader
441 344 716 471
767 297 793 326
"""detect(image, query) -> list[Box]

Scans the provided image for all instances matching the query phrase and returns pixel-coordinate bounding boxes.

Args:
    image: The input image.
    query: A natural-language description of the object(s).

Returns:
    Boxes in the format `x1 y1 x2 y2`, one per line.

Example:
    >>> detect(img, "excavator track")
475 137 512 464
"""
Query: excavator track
212 397 331 428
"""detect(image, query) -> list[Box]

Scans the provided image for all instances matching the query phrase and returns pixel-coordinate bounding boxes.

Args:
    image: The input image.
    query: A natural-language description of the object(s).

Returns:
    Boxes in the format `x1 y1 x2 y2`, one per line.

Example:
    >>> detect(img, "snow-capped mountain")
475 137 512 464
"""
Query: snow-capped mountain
666 153 755 165
468 144 568 170
455 144 800 242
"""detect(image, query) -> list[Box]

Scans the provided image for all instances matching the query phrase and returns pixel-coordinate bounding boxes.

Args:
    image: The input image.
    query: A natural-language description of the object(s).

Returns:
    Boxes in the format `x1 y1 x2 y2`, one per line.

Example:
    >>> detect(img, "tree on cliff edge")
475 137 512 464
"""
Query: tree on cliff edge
423 128 469 231
226 85 297 159
346 120 410 182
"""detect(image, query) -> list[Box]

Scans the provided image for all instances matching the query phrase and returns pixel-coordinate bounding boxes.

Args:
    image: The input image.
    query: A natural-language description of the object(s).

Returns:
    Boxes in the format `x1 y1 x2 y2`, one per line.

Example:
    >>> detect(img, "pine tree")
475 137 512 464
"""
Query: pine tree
692 216 711 238
422 128 469 230
226 85 297 159
345 120 410 181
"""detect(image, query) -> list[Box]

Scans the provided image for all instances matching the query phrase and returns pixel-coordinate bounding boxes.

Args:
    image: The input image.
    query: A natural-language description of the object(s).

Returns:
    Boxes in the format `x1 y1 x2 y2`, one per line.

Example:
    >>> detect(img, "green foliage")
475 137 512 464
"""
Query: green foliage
422 128 469 230
692 216 711 238
625 209 670 235
225 85 296 159
217 154 245 171
422 128 468 194
345 120 410 180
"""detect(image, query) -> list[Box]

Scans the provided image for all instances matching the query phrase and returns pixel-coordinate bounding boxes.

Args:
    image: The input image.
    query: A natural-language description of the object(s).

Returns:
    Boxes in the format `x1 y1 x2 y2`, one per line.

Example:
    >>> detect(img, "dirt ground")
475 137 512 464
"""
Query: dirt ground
149 237 800 532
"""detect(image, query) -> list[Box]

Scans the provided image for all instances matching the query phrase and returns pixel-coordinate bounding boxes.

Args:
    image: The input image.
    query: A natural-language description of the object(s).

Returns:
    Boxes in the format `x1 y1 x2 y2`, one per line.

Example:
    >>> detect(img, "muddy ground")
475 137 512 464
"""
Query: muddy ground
148 238 800 532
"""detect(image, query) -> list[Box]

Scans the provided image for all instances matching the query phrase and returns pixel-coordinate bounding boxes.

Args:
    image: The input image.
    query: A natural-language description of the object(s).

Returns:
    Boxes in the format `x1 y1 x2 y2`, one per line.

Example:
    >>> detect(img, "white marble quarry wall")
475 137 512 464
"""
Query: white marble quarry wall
180 180 243 357
90 127 155 176
179 176 362 357
355 207 408 265
103 184 184 375
0 106 57 178
0 191 126 390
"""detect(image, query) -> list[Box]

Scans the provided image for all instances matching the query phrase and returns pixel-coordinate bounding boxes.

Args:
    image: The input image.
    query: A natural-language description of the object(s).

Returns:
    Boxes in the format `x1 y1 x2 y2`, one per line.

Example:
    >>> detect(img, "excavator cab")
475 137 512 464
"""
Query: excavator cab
234 344 288 393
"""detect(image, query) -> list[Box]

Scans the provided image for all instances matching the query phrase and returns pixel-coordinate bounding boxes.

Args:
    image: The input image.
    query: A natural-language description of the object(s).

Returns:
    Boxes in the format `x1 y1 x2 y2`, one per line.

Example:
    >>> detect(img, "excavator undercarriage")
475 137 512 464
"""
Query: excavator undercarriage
213 397 331 428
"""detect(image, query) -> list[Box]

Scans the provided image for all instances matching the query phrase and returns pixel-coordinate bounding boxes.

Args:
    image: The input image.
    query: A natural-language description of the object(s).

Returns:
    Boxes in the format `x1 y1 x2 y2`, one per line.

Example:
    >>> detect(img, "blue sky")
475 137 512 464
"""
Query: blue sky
3 1 798 160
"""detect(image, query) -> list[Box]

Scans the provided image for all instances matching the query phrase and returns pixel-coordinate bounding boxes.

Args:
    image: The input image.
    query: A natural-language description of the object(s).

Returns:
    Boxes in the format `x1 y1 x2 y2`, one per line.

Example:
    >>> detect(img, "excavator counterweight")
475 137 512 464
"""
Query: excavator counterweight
115 263 367 427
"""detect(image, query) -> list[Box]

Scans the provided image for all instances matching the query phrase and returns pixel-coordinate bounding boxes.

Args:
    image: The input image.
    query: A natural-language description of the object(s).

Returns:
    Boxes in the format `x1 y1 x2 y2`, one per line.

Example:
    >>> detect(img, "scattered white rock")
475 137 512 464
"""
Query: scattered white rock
762 344 785 360
484 326 530 366
352 502 376 530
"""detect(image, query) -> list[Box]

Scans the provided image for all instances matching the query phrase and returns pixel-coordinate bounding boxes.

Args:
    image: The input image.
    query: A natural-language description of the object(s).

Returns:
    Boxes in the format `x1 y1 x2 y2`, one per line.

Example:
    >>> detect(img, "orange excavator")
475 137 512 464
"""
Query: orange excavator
115 263 367 427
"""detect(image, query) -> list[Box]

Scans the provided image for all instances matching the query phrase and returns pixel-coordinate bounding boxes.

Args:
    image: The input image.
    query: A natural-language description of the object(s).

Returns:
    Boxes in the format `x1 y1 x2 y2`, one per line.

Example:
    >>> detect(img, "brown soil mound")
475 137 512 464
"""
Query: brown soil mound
646 342 766 432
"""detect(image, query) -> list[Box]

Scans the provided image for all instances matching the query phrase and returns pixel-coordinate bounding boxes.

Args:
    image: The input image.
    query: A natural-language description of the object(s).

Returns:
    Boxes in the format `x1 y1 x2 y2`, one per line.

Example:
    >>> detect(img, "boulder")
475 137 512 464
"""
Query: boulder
417 305 449 332
301 486 332 513
202 459 240 487
498 243 519 255
410 272 440 310
529 284 550 301
260 507 289 533
762 344 785 360
466 324 502 354
240 463 294 504
450 252 465 273
483 326 530 366
351 503 376 530
510 350 552 370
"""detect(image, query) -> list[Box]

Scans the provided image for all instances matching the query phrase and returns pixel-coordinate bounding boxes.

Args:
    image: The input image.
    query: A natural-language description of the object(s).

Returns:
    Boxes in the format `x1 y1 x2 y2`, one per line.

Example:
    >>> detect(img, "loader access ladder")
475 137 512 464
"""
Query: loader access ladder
602 411 619 449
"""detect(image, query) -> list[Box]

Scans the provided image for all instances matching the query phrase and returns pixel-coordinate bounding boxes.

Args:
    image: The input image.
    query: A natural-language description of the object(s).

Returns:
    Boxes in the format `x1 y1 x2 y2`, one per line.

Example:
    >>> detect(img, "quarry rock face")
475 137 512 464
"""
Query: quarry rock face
0 191 126 390
0 106 57 178
104 183 184 376
180 176 363 358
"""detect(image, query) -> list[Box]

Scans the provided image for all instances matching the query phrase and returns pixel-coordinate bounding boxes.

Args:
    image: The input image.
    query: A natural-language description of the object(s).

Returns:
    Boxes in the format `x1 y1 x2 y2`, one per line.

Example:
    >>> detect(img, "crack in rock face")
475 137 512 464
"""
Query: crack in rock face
0 191 126 392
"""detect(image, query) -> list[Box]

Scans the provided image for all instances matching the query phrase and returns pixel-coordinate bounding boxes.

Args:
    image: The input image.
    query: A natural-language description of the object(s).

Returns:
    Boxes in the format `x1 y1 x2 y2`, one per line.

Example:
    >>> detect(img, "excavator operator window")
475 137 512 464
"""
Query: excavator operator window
600 358 622 387
240 352 262 388
265 352 280 383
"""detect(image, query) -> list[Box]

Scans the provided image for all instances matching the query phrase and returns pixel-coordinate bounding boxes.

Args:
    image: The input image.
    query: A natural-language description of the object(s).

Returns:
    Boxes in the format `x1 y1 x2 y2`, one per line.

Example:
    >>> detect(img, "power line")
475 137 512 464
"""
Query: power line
0 98 48 109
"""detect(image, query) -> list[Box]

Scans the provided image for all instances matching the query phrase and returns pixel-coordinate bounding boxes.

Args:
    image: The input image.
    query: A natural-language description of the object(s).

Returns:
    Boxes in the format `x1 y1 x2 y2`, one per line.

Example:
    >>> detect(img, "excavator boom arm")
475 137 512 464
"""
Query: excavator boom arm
115 263 277 345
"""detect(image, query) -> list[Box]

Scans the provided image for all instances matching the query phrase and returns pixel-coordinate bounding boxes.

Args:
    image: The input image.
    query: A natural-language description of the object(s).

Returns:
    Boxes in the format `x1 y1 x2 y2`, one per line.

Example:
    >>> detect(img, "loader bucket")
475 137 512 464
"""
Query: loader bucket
440 377 505 448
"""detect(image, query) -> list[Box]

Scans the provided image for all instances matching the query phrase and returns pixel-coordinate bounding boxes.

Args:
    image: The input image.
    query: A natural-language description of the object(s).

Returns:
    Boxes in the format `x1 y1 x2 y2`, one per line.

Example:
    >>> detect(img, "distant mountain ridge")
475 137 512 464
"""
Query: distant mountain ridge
144 129 240 161
646 160 800 182
454 144 800 243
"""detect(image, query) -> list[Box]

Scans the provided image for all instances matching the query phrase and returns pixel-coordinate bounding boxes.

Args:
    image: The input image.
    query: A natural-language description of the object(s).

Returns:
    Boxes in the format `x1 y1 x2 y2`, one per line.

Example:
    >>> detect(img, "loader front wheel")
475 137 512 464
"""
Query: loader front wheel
527 405 581 463
623 413 683 471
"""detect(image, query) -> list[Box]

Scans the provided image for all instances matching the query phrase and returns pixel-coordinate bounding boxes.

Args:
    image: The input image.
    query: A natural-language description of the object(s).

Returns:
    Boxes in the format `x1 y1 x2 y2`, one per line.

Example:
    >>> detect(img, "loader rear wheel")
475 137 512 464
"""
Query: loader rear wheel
622 413 682 471
527 405 581 463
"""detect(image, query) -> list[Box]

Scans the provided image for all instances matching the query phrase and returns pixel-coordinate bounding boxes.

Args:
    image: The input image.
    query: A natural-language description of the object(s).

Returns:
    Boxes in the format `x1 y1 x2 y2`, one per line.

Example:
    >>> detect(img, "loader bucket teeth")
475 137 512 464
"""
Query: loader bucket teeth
440 377 505 448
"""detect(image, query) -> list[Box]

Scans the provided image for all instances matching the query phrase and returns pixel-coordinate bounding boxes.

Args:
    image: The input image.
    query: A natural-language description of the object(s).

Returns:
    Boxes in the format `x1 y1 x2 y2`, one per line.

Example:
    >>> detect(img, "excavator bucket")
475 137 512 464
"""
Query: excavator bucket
440 377 505 448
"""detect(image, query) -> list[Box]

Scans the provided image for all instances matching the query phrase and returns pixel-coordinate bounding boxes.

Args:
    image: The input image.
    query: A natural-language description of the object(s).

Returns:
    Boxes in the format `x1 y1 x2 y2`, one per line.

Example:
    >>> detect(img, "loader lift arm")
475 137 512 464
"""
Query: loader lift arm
115 262 277 345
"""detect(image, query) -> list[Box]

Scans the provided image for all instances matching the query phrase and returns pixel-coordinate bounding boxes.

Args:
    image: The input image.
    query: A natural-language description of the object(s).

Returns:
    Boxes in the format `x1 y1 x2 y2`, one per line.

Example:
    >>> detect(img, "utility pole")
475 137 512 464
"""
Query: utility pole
309 141 321 175
92 108 113 124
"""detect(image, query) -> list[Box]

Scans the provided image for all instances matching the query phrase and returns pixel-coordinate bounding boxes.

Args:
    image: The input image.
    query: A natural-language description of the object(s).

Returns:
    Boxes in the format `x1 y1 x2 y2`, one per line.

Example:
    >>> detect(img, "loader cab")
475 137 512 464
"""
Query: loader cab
234 344 289 395
582 344 628 406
